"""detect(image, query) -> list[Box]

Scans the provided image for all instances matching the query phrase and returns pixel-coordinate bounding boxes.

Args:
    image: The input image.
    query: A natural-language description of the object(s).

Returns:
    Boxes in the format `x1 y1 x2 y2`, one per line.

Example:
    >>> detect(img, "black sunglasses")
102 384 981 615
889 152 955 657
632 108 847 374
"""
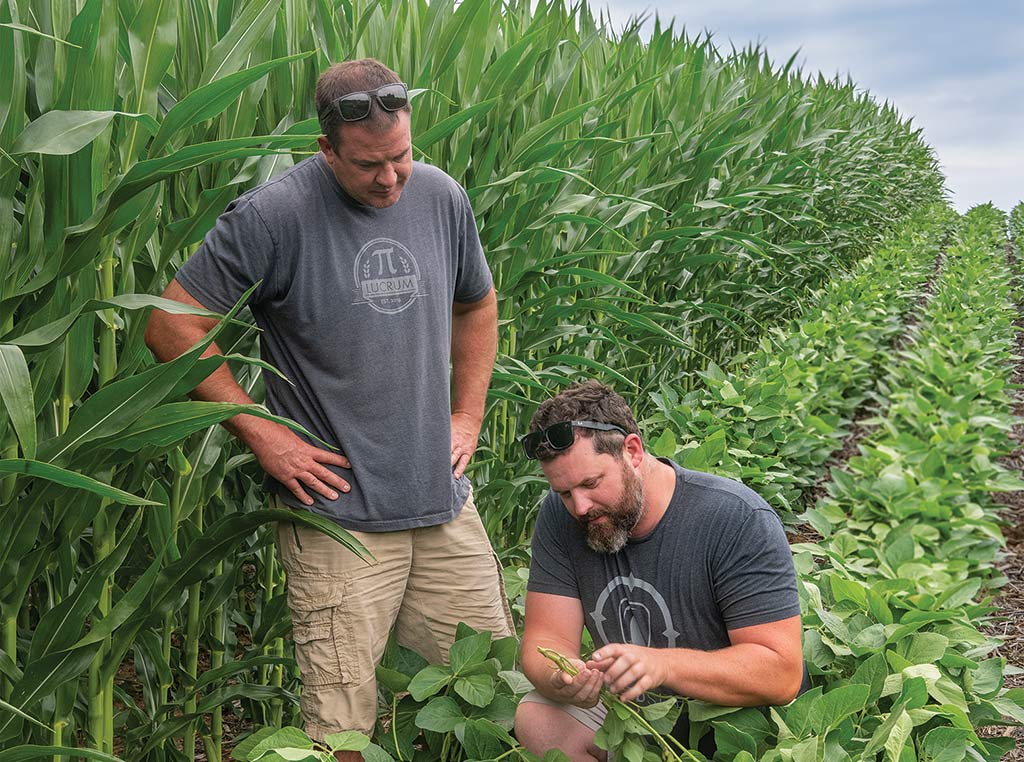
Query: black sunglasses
520 420 628 460
331 83 409 122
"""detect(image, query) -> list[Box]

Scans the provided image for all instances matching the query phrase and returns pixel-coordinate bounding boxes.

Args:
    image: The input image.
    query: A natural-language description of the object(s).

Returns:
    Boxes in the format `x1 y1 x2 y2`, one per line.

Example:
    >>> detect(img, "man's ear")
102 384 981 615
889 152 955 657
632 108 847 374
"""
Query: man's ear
623 433 645 468
317 135 333 157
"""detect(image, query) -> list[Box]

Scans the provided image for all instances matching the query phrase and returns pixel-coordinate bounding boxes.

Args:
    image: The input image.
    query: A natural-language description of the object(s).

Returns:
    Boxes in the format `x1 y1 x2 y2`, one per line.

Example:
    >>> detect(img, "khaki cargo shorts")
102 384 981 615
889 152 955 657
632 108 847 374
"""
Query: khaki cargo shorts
274 490 514 739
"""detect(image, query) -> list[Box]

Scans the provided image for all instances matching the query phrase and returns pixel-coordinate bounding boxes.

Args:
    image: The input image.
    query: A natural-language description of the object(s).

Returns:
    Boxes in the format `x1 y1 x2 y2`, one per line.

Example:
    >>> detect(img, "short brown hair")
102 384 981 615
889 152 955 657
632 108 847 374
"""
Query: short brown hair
528 380 640 461
316 59 411 149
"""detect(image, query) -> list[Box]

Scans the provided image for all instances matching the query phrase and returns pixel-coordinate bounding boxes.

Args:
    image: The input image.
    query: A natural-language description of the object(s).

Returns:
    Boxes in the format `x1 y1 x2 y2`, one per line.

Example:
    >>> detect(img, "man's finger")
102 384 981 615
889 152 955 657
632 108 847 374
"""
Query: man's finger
310 464 351 494
453 452 470 479
313 448 351 469
286 478 314 506
299 473 339 501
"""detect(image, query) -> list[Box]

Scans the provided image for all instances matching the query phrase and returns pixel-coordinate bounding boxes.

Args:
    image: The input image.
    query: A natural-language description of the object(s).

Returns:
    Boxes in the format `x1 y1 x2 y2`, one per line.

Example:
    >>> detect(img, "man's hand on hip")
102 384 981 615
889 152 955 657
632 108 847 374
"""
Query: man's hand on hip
450 411 481 480
547 657 604 709
246 422 351 506
587 644 668 703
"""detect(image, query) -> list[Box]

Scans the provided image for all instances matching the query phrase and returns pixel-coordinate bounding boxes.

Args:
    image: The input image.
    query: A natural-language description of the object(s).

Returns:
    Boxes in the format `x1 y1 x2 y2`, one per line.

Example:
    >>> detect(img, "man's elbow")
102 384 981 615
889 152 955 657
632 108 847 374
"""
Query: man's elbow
144 311 165 358
763 664 804 706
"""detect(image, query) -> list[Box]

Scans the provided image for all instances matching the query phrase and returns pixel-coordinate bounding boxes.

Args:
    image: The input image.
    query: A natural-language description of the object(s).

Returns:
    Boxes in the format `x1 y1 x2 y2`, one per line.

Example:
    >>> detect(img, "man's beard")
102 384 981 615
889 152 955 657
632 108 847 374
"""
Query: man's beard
578 461 645 553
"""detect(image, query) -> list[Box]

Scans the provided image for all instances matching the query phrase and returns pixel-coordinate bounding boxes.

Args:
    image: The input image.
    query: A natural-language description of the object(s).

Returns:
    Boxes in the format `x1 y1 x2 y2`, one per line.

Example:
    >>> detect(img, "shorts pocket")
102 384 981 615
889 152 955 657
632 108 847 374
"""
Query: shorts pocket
288 575 349 686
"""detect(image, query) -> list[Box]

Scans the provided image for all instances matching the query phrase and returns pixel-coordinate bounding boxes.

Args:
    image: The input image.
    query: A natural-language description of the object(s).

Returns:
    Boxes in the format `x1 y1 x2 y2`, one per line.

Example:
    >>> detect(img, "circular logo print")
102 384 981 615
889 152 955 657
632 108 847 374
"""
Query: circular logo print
352 238 423 314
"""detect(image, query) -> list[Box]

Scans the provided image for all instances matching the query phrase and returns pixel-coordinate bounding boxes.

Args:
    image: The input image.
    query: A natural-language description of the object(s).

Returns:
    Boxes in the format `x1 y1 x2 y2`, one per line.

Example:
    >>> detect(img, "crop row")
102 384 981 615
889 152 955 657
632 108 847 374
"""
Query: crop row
242 205 1024 762
0 1 946 753
752 205 1023 762
644 203 954 518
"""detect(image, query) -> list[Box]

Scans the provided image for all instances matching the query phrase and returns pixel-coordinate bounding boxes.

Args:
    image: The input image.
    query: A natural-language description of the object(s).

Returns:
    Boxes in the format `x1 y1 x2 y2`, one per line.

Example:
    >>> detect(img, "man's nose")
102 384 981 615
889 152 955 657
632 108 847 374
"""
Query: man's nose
572 492 594 517
377 163 397 186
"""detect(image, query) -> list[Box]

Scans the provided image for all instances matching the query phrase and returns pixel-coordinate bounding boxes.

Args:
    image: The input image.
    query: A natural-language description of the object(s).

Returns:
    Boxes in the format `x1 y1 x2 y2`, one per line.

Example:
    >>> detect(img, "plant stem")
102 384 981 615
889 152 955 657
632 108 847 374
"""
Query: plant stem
87 505 114 752
1 439 17 503
391 695 405 762
1 608 15 700
160 467 184 749
184 500 204 761
211 560 225 760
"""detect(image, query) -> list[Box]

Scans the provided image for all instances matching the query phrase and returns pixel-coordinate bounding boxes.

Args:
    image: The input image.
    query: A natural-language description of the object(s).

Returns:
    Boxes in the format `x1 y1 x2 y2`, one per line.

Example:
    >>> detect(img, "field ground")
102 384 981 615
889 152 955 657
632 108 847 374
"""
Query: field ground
983 244 1024 759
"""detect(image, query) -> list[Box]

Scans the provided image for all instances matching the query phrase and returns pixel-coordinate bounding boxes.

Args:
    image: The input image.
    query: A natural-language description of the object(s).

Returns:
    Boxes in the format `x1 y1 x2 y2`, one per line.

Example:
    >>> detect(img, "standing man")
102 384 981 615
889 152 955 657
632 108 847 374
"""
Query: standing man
145 59 511 755
514 380 805 761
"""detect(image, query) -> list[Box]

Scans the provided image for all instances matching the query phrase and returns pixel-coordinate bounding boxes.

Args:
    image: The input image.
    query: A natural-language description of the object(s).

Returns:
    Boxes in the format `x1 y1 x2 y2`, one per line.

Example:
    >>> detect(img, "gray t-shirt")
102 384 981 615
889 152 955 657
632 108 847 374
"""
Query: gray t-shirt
176 154 492 532
528 462 801 652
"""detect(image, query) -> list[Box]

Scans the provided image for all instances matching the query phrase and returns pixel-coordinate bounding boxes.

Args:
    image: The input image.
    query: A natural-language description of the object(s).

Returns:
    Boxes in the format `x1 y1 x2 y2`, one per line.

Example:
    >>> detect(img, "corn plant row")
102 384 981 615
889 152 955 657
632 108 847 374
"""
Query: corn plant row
750 205 1024 762
0 0 944 756
1011 202 1024 243
642 203 955 519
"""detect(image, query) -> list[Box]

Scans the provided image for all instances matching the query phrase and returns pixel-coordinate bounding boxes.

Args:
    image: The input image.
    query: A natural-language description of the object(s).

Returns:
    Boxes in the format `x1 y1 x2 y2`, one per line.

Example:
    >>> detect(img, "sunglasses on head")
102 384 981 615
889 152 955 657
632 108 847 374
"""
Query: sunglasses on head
520 420 628 460
331 82 409 122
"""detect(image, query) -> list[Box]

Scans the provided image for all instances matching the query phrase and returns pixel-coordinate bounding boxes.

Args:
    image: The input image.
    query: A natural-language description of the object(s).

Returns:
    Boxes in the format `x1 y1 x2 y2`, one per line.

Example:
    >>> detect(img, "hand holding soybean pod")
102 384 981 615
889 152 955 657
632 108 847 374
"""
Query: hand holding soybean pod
0 0 944 758
537 647 704 762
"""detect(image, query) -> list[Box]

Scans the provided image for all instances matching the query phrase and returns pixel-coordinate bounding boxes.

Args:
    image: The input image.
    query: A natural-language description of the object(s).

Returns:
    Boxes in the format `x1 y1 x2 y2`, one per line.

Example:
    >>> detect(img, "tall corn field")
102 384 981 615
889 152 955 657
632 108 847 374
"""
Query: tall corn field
1 0 942 757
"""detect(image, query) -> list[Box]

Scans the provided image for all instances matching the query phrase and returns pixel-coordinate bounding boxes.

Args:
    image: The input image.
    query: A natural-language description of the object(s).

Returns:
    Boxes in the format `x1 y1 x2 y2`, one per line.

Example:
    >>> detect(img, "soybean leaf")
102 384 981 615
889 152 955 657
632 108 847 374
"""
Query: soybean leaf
450 630 492 674
454 674 495 708
415 696 464 732
408 664 453 701
376 666 411 694
323 732 370 752
231 728 283 761
498 670 533 695
359 744 395 762
460 718 513 761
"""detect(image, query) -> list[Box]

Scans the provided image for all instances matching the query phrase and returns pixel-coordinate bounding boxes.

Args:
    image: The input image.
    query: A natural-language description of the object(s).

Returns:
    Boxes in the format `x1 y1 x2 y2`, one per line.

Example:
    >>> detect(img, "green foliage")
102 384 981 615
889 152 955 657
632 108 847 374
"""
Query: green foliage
0 0 952 758
374 626 527 762
604 205 1024 762
647 204 954 518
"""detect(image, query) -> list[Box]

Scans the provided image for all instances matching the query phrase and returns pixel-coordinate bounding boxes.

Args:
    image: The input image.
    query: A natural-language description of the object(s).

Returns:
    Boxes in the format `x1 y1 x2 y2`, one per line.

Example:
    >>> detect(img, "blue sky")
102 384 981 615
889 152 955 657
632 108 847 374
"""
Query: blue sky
600 0 1023 213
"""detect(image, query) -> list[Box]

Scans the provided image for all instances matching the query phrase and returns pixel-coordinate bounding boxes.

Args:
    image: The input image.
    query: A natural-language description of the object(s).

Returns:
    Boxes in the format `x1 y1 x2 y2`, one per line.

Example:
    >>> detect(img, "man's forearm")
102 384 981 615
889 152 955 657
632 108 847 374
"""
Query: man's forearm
145 284 279 451
450 289 497 422
640 643 802 706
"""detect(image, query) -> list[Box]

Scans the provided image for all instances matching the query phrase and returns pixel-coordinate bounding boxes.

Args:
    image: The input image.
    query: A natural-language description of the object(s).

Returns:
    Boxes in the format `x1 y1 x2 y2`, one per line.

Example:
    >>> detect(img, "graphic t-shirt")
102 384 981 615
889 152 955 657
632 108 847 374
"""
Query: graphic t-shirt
176 155 492 531
528 462 801 653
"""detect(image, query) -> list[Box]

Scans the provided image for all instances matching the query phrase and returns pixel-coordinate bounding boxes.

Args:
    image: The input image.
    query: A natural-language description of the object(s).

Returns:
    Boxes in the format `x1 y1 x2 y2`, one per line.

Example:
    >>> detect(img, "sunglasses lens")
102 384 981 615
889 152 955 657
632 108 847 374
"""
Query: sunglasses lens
521 422 578 459
337 93 371 121
546 422 576 450
521 431 543 460
376 84 408 111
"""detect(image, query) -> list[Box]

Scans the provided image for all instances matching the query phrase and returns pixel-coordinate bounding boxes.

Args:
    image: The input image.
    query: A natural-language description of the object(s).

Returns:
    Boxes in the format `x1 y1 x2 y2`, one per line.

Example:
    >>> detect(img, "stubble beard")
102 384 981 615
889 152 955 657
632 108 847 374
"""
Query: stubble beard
580 461 645 554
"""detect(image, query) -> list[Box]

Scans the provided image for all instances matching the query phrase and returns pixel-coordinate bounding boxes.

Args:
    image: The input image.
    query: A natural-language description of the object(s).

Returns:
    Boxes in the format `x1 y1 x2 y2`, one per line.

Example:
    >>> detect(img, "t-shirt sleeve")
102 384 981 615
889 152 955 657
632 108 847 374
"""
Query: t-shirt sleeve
451 184 492 303
526 494 580 599
176 195 278 313
712 506 802 631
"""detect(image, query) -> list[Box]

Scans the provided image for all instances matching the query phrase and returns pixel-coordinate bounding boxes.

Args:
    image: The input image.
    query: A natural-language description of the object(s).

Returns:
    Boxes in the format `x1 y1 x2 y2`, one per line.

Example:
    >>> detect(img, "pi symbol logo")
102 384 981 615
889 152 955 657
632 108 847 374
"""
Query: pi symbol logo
352 238 424 314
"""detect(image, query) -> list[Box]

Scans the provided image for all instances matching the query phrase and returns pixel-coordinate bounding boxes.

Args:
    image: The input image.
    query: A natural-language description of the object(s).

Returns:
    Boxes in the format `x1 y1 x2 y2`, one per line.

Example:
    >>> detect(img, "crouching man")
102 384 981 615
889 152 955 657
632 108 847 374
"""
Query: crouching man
514 380 806 761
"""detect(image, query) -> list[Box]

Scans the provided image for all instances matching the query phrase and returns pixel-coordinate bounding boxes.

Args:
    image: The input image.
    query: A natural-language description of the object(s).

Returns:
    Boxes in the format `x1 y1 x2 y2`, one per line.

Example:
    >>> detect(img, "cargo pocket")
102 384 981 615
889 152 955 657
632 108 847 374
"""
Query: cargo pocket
288 575 349 686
